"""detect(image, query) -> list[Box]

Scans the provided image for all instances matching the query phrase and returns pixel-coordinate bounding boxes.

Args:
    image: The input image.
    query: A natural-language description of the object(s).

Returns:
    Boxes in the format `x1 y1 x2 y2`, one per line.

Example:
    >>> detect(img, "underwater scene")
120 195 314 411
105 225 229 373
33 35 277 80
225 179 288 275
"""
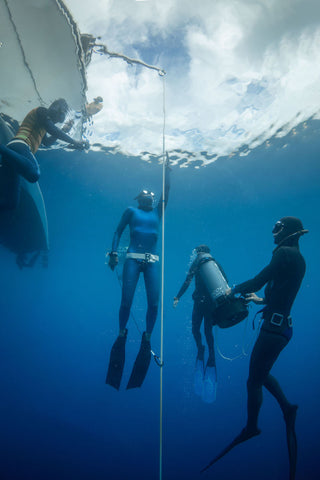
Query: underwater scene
0 1 320 479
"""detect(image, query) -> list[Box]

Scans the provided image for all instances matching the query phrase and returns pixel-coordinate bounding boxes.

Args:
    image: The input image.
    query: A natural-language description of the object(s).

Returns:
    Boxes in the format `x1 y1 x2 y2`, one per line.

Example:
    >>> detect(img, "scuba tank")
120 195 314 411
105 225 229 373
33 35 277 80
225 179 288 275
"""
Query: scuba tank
197 252 248 328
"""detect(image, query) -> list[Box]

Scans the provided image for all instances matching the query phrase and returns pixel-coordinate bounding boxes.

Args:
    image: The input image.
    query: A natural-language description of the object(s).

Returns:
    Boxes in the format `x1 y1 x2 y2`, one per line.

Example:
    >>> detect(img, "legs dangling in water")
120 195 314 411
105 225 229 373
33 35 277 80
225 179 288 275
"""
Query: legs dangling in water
0 142 40 210
201 312 217 403
201 330 296 478
108 259 159 390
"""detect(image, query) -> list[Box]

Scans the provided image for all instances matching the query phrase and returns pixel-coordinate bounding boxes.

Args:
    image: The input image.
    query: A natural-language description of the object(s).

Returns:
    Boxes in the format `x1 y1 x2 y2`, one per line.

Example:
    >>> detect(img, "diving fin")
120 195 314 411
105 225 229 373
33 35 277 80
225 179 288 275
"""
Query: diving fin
284 405 298 480
201 427 261 474
194 358 205 397
106 329 128 390
202 366 217 404
126 332 151 389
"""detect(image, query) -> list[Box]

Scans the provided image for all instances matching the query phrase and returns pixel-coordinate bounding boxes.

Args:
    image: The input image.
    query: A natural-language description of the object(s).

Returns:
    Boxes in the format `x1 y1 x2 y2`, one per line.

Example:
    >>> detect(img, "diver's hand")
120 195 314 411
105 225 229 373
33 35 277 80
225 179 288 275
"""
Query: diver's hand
62 119 74 133
225 287 233 296
108 252 118 271
245 293 265 305
173 297 179 308
73 140 89 150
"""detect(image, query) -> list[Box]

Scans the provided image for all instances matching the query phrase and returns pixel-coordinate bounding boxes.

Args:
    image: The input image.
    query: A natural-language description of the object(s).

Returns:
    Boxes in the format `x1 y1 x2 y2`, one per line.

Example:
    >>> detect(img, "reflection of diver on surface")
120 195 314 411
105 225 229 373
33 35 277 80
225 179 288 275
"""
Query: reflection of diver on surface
201 217 308 480
106 154 171 390
0 99 87 211
174 245 248 403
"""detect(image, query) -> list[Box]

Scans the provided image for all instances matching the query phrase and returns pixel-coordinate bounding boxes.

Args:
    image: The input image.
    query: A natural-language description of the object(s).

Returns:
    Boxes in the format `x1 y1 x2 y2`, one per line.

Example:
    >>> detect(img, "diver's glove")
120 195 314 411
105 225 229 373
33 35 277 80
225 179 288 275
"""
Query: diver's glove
108 252 119 271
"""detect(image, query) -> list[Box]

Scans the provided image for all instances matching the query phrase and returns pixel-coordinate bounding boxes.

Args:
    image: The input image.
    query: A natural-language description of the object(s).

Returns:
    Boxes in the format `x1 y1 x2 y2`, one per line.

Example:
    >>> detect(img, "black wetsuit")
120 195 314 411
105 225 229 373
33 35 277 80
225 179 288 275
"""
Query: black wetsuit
176 255 227 366
233 243 306 431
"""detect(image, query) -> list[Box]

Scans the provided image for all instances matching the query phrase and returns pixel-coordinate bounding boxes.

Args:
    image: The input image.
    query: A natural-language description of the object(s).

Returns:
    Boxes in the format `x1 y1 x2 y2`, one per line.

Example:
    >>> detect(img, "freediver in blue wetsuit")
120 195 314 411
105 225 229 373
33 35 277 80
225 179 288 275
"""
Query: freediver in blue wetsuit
0 99 87 211
106 153 171 390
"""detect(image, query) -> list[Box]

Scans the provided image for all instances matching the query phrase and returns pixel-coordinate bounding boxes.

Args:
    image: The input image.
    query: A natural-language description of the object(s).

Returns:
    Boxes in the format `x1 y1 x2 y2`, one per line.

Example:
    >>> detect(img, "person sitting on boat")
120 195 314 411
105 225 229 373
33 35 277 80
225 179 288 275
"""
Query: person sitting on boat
0 98 87 210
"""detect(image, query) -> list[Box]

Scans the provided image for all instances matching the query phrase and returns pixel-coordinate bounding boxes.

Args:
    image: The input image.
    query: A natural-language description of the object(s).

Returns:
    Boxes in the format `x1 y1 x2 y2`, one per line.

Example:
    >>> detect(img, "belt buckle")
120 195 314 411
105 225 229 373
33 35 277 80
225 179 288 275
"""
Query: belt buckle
287 316 293 327
145 253 151 262
270 313 284 327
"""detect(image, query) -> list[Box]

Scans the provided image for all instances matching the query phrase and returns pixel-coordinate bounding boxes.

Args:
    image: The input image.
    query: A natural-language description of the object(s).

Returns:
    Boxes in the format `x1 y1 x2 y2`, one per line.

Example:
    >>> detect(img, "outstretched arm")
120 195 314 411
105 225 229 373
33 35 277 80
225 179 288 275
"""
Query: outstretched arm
38 108 86 149
231 250 281 296
157 152 171 217
173 259 197 307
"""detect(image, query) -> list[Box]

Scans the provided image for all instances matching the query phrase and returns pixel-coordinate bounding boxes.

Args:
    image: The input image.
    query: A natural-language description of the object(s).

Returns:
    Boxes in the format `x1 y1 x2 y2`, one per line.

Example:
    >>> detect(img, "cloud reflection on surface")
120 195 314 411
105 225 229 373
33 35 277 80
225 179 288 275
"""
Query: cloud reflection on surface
67 0 320 164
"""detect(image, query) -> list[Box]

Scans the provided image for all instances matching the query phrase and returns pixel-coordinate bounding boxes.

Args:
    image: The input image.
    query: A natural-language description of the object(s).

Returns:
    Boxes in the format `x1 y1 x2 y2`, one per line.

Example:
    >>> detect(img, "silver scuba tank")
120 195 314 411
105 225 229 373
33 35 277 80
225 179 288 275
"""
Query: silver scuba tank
197 252 229 307
197 252 248 328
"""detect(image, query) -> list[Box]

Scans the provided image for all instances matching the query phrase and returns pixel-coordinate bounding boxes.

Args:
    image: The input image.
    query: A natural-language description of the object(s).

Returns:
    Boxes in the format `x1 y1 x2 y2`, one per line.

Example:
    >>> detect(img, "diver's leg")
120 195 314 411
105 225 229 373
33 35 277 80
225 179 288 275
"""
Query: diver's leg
247 330 288 432
126 261 157 389
192 302 204 359
246 331 267 433
0 160 20 210
204 310 215 367
262 336 297 480
143 261 160 335
202 310 217 403
1 143 40 182
119 259 140 332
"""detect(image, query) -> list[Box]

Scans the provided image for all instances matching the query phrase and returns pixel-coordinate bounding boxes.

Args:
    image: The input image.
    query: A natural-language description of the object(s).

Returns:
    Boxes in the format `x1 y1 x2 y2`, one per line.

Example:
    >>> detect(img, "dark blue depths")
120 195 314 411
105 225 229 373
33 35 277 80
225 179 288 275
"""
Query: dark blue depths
0 121 320 480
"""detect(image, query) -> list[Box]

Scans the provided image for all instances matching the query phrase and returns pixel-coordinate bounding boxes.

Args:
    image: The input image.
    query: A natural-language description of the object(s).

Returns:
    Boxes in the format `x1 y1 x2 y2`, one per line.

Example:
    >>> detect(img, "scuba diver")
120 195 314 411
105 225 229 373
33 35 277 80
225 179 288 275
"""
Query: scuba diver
173 245 228 403
0 98 87 210
106 153 171 390
174 245 248 403
202 217 308 480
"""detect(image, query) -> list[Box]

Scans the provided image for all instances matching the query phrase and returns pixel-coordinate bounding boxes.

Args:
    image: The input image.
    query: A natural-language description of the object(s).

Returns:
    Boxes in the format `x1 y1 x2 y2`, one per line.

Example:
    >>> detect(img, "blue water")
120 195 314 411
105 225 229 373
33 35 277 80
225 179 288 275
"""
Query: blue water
0 119 320 479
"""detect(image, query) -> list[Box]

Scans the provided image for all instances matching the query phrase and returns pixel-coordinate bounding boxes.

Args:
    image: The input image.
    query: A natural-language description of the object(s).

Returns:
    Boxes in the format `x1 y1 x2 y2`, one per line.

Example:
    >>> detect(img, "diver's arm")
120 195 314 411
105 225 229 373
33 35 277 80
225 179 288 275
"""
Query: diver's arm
157 153 171 216
111 208 132 252
109 208 132 271
37 108 84 148
174 260 197 304
232 252 280 295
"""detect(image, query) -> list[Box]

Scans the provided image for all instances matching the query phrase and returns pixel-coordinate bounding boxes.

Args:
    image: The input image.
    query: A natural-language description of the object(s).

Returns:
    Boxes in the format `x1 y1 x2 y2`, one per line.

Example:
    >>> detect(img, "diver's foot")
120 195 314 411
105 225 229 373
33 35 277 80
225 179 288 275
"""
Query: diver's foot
206 353 215 368
235 426 261 444
284 404 298 430
197 345 205 362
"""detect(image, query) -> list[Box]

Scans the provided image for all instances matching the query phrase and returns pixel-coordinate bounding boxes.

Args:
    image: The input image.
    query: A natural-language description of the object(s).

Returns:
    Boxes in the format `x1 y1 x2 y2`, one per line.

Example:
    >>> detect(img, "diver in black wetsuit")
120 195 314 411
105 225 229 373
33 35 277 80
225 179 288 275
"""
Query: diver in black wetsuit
202 216 308 480
0 99 87 210
106 154 171 390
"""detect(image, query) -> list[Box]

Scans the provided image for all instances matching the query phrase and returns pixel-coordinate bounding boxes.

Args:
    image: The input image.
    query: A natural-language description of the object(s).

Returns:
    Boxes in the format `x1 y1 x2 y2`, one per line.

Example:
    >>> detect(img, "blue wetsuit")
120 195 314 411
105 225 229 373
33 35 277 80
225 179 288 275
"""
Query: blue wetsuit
112 166 170 334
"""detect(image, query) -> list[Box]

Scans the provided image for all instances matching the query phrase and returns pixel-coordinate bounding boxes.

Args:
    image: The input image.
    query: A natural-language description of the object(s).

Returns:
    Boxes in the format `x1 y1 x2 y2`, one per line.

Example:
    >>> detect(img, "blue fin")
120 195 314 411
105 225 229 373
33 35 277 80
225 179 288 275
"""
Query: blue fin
202 366 217 403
